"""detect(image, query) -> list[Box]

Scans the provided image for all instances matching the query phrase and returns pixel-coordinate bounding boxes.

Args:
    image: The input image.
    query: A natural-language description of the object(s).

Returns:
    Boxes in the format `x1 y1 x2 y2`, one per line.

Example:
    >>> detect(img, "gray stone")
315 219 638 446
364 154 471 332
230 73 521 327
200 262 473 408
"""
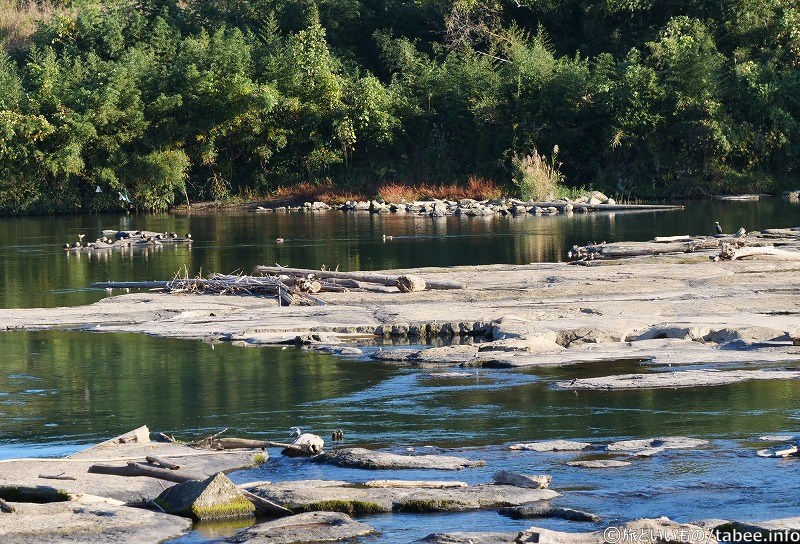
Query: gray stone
500 502 600 522
317 448 485 470
606 437 709 453
517 517 716 544
492 471 551 489
252 479 557 514
0 496 191 544
567 459 631 468
154 472 255 520
508 440 592 452
228 511 376 543
417 532 518 544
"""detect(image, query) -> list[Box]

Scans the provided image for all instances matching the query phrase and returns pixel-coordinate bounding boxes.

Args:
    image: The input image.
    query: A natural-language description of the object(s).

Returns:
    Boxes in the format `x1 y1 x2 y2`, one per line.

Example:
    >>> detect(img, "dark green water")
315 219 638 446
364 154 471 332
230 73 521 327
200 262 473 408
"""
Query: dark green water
0 199 799 541
1 198 797 308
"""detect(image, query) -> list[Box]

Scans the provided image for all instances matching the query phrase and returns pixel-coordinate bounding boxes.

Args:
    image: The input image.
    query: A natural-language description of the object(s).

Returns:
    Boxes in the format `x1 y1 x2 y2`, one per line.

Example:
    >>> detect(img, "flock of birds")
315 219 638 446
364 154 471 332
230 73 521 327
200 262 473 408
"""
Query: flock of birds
64 231 191 249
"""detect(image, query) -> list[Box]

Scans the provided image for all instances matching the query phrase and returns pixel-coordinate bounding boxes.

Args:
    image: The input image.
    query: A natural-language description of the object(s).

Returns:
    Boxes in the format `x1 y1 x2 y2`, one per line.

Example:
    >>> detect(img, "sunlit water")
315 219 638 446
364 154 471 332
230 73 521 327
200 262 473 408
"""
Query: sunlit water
0 198 799 541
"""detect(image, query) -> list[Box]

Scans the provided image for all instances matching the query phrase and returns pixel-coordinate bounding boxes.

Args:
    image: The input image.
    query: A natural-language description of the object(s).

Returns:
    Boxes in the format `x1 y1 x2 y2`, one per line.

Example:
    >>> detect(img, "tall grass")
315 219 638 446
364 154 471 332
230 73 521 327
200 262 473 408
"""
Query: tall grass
512 146 565 201
1 0 65 51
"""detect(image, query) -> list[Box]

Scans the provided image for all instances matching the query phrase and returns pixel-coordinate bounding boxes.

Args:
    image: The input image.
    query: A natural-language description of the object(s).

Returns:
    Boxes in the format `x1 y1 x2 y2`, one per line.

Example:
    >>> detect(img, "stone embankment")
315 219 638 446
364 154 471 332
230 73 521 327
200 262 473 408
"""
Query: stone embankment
252 192 679 217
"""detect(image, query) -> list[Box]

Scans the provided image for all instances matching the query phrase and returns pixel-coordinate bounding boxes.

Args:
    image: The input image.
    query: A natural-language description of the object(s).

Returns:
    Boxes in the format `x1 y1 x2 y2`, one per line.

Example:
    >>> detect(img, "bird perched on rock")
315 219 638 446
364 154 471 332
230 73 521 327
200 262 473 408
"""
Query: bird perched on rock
282 427 324 457
715 221 723 234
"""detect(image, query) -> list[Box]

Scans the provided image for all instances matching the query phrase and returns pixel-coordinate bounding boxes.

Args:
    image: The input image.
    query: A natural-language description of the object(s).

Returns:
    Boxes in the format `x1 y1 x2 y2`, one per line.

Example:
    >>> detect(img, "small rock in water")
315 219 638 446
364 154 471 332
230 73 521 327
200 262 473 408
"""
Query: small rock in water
227 511 376 543
567 459 632 468
509 440 593 452
500 501 600 522
492 470 551 489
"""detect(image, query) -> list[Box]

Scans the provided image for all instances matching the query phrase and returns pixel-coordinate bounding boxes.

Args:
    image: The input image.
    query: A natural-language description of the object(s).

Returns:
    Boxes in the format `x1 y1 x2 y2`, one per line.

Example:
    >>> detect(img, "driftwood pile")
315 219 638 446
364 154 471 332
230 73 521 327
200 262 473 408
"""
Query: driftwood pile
568 227 800 264
92 265 465 306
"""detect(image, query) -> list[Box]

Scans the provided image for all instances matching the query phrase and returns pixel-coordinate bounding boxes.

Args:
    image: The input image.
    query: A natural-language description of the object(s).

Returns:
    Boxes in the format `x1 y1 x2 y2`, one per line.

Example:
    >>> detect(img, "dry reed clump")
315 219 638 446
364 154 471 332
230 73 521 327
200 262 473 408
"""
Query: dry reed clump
272 177 503 204
0 0 67 51
512 146 565 201
378 177 502 202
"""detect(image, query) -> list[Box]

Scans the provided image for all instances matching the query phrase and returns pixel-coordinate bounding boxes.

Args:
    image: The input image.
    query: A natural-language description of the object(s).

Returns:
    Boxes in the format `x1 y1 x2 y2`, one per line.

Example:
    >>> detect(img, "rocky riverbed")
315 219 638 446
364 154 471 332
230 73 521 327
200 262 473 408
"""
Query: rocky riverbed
2 242 798 382
2 427 800 543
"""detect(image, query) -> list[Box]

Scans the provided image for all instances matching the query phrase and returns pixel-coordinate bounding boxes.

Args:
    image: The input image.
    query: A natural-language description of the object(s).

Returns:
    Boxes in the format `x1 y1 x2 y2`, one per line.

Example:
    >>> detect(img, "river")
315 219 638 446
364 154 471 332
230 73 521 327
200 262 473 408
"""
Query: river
0 197 798 542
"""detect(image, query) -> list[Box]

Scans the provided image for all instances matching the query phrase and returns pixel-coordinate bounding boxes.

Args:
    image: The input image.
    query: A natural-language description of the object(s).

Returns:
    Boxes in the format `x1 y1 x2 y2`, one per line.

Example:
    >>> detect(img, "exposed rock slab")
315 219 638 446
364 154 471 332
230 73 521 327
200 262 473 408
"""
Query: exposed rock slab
362 480 468 489
508 440 593 452
0 427 258 504
154 472 255 520
252 479 558 514
0 495 190 544
517 517 716 544
317 447 485 470
417 533 518 544
556 370 800 390
606 437 709 453
228 511 376 543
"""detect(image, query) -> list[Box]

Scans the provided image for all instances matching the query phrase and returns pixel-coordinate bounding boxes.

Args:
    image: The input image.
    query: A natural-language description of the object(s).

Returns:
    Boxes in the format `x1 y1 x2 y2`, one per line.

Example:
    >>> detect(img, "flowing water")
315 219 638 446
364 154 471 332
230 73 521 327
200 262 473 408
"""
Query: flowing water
0 198 799 542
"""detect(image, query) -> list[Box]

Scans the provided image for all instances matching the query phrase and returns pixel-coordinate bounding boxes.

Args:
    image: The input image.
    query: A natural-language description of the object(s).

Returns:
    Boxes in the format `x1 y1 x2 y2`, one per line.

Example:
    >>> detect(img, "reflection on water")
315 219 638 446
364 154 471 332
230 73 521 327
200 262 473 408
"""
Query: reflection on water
2 330 800 455
0 198 797 308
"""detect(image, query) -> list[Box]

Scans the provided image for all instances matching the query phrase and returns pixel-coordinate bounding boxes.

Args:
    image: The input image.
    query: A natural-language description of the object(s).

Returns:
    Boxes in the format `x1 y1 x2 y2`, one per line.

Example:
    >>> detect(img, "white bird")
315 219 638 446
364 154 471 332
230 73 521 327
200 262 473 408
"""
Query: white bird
78 234 85 242
284 427 324 457
276 238 284 243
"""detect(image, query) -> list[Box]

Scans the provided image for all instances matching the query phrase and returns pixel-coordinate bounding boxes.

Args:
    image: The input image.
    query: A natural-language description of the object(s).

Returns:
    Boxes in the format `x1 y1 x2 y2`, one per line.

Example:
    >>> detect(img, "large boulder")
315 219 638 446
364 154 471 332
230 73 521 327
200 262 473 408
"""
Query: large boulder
154 472 255 520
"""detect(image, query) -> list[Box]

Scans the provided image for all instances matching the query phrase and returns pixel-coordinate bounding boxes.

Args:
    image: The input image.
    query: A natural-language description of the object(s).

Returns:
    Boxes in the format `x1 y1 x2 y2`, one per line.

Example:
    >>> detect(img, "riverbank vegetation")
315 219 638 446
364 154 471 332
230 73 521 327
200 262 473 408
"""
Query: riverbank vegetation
1 0 798 213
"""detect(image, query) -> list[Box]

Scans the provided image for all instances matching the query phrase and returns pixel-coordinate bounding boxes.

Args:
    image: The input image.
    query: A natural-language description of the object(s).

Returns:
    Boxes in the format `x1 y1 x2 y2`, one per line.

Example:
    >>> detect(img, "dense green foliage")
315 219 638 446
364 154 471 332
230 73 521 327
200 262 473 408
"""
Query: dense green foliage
0 0 798 212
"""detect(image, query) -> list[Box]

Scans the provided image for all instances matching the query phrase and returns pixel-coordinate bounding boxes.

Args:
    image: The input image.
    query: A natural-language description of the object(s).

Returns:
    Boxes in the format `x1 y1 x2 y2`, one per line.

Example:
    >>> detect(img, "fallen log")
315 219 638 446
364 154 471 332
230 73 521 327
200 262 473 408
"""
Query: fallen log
212 438 269 450
88 462 200 483
253 266 465 290
145 456 181 470
653 235 691 243
718 245 800 261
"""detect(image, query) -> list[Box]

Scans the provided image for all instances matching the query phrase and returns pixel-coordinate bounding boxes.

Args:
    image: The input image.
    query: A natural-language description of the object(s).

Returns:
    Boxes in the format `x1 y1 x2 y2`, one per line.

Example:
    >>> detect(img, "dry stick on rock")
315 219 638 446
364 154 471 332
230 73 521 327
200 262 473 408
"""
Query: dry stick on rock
88 462 199 483
38 473 77 481
240 489 293 516
188 428 229 448
254 266 466 290
145 456 181 470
